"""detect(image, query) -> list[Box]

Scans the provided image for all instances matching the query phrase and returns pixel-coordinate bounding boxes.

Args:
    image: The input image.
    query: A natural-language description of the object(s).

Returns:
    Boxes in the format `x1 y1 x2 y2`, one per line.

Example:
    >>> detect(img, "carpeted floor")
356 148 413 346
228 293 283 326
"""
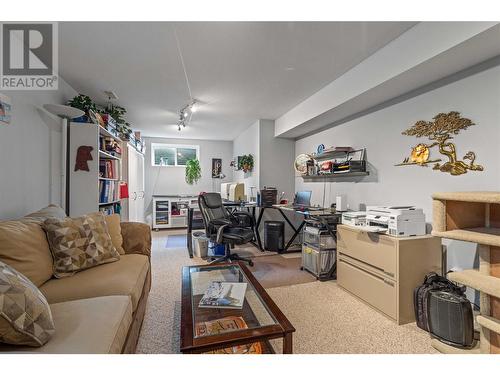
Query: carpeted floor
135 230 437 354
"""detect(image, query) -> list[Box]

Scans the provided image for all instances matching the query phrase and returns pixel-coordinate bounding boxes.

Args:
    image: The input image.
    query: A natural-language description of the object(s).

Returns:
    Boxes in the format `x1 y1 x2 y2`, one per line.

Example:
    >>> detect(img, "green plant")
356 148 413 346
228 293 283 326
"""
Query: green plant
185 159 202 185
68 94 97 114
238 154 254 172
102 104 133 140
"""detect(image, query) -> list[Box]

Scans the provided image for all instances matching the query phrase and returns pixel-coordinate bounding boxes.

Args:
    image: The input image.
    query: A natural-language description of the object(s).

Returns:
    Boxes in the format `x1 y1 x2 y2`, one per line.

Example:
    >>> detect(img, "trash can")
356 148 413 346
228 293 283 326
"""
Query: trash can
192 231 208 258
264 221 284 252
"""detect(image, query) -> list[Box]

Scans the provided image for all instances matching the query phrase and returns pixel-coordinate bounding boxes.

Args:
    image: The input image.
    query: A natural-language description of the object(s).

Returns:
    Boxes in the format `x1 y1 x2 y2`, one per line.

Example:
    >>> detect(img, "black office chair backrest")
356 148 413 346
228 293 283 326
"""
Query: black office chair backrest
198 193 228 233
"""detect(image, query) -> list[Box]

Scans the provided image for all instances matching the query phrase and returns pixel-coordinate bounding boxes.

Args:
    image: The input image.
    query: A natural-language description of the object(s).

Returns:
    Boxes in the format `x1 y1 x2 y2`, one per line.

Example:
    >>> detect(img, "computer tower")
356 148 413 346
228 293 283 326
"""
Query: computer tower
264 221 284 252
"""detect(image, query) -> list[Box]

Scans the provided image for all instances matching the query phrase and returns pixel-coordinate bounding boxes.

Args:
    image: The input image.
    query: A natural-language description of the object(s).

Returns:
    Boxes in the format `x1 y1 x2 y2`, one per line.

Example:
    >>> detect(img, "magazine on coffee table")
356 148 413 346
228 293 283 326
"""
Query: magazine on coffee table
198 281 247 309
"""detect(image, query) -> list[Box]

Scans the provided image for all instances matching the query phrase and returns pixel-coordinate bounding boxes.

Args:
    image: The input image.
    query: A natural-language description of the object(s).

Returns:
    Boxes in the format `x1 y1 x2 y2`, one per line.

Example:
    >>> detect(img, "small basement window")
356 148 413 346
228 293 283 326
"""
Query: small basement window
151 143 199 166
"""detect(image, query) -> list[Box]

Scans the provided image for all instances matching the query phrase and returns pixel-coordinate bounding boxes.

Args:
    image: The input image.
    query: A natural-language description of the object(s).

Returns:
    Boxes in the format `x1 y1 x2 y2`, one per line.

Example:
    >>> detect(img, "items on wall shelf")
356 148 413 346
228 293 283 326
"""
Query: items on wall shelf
296 147 369 180
395 112 484 176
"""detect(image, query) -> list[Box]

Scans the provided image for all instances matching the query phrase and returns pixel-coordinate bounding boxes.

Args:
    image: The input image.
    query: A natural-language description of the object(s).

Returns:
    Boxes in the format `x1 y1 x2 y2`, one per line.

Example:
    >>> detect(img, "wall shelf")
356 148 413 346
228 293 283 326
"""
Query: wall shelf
301 171 369 180
312 149 354 161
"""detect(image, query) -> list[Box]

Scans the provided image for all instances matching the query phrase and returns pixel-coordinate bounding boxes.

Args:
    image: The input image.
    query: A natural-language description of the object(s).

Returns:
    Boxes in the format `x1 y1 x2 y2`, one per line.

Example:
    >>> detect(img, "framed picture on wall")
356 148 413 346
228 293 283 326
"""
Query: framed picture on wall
212 158 222 178
0 93 12 125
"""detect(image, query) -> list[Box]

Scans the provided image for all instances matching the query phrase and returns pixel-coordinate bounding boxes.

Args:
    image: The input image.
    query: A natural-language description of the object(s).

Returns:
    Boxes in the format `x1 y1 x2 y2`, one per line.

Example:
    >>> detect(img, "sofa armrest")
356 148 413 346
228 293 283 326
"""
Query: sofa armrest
120 222 151 258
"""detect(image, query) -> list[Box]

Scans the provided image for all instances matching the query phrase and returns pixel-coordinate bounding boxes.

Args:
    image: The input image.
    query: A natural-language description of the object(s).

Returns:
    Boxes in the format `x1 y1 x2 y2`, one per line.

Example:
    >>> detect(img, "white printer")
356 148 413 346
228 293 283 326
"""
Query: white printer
366 206 426 237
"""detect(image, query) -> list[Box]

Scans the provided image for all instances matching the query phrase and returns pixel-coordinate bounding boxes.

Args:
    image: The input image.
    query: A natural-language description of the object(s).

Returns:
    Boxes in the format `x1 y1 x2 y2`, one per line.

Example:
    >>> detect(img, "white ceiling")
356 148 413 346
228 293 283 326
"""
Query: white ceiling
59 22 415 140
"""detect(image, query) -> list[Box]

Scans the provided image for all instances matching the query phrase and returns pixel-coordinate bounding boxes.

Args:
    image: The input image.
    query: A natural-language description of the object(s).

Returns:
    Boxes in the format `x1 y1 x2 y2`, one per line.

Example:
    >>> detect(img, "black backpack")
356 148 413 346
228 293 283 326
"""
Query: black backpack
413 272 466 332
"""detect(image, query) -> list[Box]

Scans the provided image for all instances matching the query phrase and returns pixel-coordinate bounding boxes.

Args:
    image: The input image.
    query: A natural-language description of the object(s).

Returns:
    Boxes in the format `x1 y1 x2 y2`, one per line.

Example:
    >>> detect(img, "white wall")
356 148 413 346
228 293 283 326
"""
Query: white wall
0 82 77 220
233 119 297 242
295 63 500 299
232 120 260 199
143 137 233 217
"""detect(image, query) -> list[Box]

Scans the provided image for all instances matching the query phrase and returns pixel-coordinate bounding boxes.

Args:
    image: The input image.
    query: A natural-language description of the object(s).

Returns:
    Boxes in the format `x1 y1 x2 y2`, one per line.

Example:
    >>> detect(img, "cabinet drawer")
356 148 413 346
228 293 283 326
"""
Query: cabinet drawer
337 226 397 277
338 258 397 320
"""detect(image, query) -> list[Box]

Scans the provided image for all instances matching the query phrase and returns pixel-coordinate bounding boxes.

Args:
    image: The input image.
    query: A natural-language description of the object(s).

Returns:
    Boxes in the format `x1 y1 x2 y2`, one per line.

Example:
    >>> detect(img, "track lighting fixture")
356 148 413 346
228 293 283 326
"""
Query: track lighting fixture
176 99 198 131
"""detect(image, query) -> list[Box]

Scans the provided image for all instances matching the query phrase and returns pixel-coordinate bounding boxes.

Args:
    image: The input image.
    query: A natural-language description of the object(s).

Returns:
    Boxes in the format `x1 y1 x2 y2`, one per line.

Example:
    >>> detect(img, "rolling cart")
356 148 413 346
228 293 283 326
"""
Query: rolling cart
300 213 341 281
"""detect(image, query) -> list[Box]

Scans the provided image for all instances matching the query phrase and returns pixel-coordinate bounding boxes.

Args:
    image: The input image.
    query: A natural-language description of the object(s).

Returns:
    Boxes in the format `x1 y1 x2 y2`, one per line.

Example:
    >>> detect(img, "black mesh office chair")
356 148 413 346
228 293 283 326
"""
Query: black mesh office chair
198 192 255 266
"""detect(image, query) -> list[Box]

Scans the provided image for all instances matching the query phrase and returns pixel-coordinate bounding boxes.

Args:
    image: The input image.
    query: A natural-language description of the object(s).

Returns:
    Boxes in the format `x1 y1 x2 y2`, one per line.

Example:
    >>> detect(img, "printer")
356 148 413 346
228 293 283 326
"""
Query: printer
366 206 426 237
341 211 366 227
220 182 245 202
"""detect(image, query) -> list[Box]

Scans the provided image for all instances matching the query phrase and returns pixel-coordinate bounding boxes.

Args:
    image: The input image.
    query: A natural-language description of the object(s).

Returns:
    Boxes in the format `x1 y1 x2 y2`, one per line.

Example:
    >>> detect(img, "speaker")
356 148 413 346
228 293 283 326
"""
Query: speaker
427 290 474 348
264 221 284 252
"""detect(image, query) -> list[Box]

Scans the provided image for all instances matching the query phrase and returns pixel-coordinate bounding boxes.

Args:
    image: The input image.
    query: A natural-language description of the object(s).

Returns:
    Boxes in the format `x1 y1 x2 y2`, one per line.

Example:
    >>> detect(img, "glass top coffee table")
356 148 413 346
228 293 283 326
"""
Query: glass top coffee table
180 262 295 354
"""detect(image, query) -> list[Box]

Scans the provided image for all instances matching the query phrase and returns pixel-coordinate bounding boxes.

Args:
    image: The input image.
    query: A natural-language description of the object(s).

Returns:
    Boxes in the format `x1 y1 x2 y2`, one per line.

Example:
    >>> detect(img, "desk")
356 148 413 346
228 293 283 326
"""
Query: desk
254 205 337 252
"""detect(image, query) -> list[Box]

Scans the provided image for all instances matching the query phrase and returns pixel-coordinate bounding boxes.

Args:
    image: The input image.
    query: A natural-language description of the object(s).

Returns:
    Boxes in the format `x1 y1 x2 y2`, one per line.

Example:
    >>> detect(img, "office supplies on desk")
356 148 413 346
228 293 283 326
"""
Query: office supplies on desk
220 182 245 202
335 195 347 211
293 190 312 208
260 187 277 207
366 206 426 237
341 211 367 227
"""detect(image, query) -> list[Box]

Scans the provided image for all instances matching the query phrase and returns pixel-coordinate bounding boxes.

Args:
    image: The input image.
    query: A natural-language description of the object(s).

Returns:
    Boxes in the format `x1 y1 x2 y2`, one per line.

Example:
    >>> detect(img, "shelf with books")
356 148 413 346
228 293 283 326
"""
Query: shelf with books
99 150 121 160
69 122 123 217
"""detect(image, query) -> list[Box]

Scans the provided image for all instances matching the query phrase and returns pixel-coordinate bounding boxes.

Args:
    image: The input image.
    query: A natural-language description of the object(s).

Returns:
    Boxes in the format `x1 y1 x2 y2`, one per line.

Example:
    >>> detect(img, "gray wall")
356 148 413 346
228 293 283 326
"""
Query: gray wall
143 137 233 219
295 63 500 300
233 119 297 243
0 81 77 220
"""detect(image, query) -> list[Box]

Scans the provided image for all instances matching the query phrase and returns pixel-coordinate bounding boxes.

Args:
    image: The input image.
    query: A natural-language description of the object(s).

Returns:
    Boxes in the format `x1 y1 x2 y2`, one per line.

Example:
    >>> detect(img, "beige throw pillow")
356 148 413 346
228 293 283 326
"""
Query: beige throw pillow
0 220 54 287
104 214 125 255
24 204 67 222
43 213 120 278
0 260 55 346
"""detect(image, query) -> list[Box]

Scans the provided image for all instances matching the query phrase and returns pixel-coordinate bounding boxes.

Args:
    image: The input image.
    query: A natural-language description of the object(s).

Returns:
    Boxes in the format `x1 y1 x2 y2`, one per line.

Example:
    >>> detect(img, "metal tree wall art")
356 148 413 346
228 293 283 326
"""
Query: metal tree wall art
395 111 484 176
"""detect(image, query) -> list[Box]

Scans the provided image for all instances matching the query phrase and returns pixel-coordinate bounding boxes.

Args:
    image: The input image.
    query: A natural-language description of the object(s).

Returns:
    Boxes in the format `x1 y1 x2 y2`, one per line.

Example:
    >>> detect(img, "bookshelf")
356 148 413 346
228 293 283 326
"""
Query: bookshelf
431 192 500 354
68 122 123 217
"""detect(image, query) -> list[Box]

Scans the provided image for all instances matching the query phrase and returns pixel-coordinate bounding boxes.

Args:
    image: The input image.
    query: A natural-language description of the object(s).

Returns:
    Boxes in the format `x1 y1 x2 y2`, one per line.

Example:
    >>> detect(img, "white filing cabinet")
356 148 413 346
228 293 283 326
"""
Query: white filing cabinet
153 195 198 229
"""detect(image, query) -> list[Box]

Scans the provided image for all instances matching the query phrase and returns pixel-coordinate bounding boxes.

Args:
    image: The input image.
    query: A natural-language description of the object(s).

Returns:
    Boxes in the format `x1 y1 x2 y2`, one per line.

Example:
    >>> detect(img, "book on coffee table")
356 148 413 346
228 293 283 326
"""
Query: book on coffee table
195 316 262 354
198 281 247 309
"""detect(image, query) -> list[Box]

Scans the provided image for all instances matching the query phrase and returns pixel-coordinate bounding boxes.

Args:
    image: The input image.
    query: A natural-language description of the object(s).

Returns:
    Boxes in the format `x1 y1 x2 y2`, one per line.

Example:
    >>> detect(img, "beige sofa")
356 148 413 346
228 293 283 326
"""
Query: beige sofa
0 207 152 354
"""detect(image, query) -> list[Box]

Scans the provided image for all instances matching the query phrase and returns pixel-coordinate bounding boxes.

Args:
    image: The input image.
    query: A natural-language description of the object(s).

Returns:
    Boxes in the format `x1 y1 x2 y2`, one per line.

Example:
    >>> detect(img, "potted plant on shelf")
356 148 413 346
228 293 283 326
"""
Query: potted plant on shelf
185 159 202 185
101 104 133 141
239 154 254 173
68 94 97 123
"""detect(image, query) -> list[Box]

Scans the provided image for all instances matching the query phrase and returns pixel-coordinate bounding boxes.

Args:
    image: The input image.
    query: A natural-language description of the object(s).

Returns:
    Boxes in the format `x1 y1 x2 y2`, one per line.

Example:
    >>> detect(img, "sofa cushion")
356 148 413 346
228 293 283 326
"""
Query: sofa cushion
0 296 133 354
105 214 125 255
40 254 149 311
0 261 55 347
42 212 120 278
0 220 54 287
24 204 67 222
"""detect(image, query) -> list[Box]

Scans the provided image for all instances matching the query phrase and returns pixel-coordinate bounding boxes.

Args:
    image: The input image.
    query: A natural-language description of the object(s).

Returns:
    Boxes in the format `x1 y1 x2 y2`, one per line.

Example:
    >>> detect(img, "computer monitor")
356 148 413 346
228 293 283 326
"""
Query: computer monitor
294 191 312 207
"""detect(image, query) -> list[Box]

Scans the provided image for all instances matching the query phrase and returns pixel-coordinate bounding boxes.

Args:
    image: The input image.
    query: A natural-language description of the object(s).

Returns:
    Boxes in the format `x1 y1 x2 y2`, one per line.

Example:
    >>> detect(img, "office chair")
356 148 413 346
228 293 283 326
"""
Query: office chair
198 192 255 266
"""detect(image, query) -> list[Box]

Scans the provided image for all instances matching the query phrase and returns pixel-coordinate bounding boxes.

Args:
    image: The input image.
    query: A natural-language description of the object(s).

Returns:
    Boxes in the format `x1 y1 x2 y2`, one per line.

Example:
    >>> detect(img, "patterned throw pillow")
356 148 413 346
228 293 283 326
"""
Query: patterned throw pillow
0 261 55 346
43 213 120 278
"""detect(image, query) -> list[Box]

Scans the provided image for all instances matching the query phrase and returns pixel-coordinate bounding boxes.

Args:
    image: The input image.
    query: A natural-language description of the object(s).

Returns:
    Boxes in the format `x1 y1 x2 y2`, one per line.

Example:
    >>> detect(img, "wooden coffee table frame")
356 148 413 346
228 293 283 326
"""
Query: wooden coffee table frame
180 262 295 354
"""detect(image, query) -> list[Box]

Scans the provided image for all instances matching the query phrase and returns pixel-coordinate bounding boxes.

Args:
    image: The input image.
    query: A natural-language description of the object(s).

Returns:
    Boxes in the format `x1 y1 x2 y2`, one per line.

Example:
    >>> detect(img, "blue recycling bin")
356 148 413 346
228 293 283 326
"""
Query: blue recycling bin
208 241 226 257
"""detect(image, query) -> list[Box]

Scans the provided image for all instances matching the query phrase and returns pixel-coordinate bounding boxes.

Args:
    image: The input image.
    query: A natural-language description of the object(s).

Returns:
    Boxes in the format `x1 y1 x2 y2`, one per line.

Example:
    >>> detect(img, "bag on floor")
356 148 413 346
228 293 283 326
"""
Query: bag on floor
413 272 465 332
